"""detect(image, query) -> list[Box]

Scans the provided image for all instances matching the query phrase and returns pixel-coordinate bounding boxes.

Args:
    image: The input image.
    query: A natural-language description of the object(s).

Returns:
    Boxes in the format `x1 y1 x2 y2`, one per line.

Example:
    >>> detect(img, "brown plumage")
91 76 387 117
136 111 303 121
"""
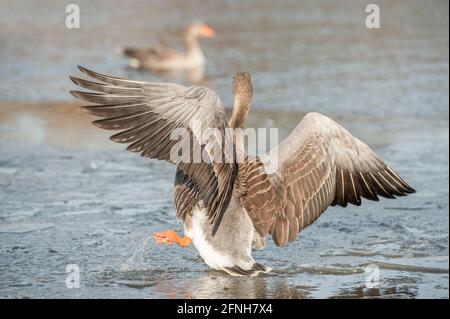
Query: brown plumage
70 66 237 236
121 22 215 71
238 113 415 247
70 66 415 275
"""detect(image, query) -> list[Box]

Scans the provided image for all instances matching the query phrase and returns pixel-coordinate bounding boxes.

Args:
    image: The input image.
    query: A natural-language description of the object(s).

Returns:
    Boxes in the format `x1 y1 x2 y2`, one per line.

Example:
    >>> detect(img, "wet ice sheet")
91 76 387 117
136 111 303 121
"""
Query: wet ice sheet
0 0 448 299
0 103 448 299
0 223 55 234
369 256 449 274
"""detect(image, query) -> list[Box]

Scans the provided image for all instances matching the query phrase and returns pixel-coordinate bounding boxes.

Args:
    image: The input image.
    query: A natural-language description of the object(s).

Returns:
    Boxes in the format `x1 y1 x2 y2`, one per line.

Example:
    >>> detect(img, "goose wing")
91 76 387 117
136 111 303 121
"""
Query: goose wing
70 66 237 235
122 47 182 61
240 112 415 246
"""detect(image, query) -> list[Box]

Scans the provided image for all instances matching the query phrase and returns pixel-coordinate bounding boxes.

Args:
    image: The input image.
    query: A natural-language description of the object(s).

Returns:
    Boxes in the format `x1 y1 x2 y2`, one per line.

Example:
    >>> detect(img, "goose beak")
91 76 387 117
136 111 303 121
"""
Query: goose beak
200 24 216 38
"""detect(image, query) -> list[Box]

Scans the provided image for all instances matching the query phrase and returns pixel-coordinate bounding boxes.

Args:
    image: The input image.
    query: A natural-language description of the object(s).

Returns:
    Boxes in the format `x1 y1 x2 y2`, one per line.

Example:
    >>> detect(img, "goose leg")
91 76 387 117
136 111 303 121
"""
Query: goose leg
153 230 192 247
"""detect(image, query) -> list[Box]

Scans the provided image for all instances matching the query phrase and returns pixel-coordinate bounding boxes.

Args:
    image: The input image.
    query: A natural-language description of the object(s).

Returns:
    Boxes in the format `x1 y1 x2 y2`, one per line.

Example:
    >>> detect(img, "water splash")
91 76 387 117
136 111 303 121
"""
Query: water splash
120 236 155 272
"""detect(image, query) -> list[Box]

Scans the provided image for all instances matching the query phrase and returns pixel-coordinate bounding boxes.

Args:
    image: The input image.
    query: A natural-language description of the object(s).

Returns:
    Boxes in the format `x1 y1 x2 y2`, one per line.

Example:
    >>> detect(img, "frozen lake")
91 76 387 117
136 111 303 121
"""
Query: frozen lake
0 0 448 298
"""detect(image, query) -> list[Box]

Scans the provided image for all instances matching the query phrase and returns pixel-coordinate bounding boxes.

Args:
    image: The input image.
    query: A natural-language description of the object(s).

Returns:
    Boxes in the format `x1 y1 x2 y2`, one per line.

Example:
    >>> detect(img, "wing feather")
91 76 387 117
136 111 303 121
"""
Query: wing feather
70 66 237 235
240 112 415 246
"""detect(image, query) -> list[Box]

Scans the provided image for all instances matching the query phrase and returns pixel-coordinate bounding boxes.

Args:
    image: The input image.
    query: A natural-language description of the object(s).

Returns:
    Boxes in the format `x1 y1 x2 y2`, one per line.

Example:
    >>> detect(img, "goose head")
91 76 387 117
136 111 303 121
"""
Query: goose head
187 22 216 39
230 72 253 129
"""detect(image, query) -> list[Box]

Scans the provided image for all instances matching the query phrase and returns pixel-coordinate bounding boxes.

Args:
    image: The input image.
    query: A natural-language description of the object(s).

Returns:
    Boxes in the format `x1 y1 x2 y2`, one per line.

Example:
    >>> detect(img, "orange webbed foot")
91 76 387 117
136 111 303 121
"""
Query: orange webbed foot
153 230 192 247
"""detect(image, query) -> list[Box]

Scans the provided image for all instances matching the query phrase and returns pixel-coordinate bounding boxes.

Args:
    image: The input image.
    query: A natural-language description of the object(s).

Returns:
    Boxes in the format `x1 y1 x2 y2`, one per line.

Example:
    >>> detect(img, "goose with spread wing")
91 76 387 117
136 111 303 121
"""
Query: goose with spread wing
121 22 215 71
70 66 415 276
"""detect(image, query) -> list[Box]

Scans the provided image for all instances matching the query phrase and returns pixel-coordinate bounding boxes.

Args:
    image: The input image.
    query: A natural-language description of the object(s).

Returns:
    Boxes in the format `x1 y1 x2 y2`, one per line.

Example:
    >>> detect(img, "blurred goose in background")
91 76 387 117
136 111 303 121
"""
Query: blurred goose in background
121 22 215 71
70 66 415 276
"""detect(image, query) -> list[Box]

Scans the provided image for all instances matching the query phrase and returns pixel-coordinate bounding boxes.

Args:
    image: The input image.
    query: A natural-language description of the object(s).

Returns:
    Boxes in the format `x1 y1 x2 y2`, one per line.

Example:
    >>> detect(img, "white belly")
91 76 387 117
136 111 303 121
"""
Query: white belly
184 206 256 271
184 207 234 269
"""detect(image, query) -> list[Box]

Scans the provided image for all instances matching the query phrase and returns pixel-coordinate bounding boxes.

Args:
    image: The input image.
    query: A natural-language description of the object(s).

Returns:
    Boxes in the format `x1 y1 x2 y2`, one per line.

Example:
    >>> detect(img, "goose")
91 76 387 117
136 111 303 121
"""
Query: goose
121 22 215 71
69 66 415 276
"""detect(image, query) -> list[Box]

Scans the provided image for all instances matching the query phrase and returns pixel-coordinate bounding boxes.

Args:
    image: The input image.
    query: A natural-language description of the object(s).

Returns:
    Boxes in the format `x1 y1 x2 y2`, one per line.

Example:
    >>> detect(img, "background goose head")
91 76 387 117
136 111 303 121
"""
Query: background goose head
186 22 216 39
230 72 253 129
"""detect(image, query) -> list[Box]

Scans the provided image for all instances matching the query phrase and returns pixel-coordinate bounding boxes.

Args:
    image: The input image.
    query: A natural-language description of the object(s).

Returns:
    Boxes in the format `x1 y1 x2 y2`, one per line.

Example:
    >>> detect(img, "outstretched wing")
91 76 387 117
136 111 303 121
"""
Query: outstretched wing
70 66 237 235
240 112 415 246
